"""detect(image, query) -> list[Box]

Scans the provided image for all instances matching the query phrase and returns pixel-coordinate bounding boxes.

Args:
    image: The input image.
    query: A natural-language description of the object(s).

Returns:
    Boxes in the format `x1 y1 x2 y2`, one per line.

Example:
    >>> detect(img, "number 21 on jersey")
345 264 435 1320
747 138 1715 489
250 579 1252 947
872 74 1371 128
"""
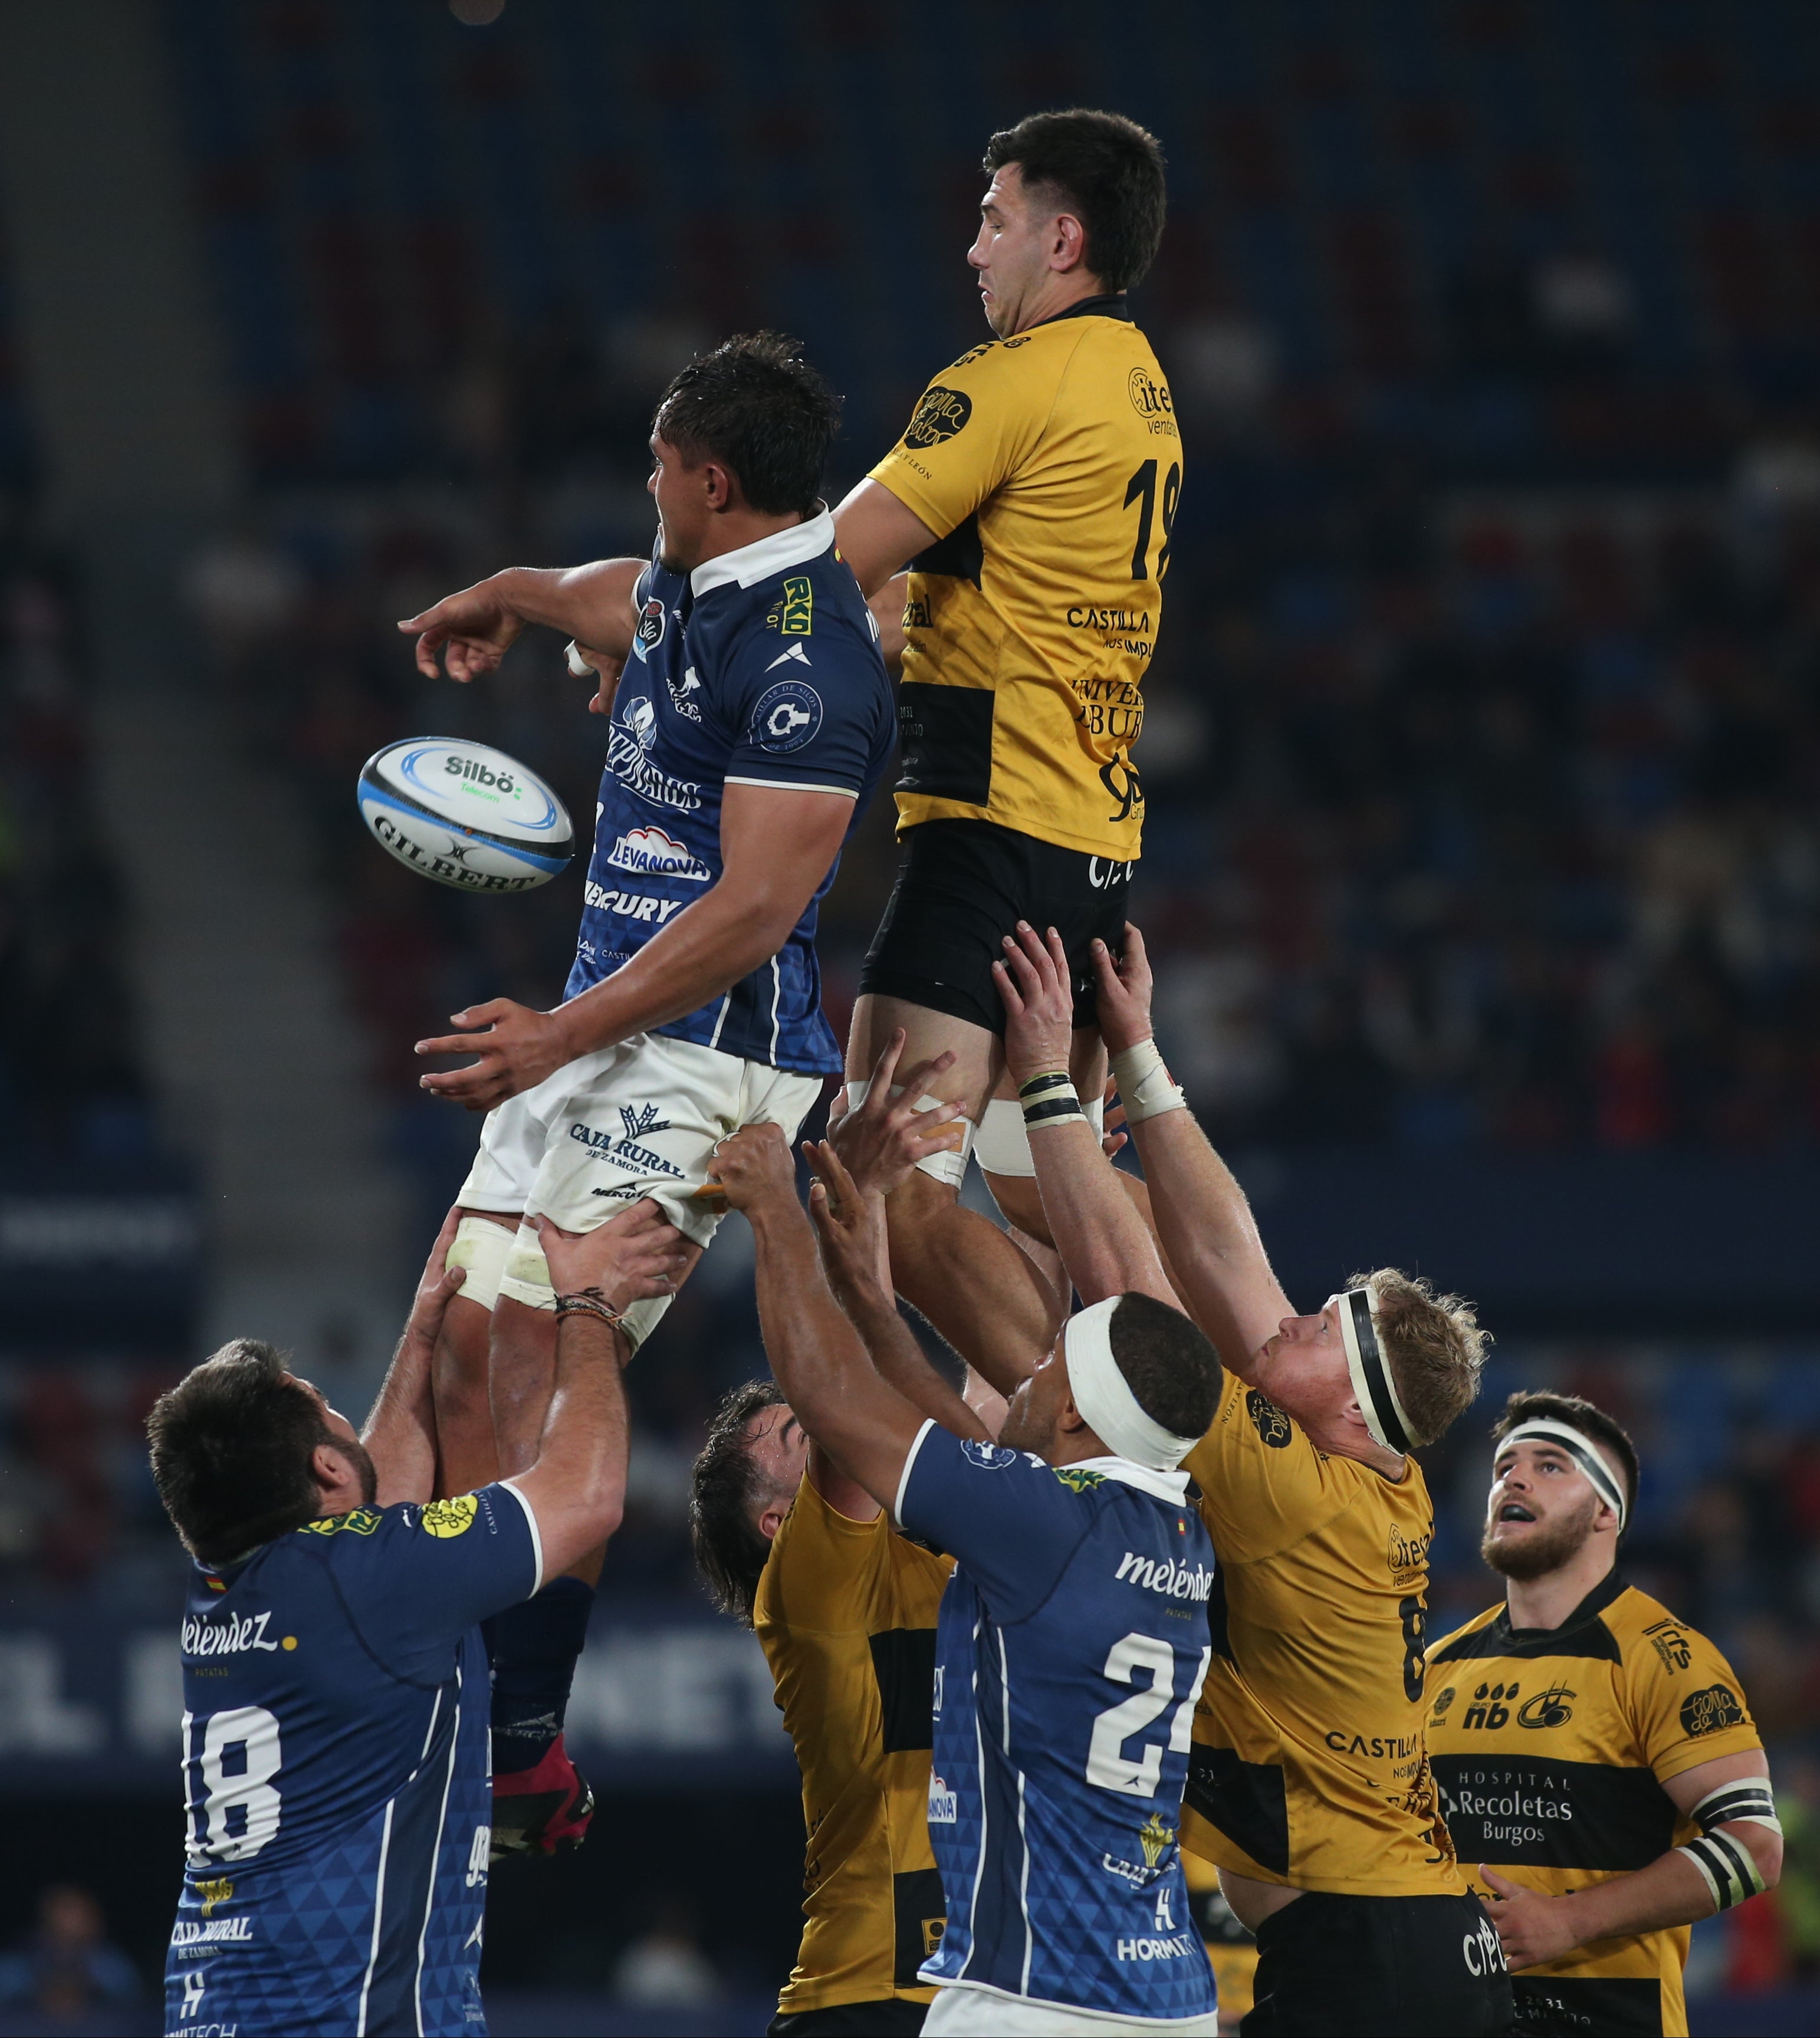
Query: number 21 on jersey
183 1707 282 1865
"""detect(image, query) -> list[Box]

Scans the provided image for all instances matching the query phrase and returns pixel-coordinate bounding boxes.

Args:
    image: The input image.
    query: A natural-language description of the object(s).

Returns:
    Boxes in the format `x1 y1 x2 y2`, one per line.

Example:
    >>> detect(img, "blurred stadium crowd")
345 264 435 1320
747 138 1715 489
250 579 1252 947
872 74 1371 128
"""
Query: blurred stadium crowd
2 0 1820 2014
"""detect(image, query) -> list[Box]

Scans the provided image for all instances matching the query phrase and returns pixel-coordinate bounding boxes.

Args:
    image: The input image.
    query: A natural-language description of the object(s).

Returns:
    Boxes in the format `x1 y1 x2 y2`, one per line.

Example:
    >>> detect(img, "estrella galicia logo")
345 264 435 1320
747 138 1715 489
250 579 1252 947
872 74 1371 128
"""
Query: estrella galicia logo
961 1438 1018 1471
751 679 823 754
632 597 666 661
1680 1684 1746 1737
1517 1683 1576 1729
1246 1390 1292 1448
904 385 973 448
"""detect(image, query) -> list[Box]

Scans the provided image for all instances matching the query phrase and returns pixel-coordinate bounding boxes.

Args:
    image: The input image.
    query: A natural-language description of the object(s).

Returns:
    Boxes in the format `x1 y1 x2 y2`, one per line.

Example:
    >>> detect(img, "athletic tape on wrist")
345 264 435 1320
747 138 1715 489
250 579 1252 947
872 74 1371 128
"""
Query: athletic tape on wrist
564 639 593 678
1499 1418 1628 1533
975 1093 1105 1178
844 1080 973 1189
1678 1833 1768 1910
446 1215 514 1313
1692 1780 1781 1839
497 1221 556 1311
1065 1296 1200 1472
1019 1070 1087 1131
1333 1286 1413 1456
1110 1038 1186 1123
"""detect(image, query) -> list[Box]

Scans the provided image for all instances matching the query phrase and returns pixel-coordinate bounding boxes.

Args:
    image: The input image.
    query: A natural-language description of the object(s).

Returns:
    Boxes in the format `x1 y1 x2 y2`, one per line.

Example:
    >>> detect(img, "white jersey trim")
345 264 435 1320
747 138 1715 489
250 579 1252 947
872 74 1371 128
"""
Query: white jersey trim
499 1479 545 1596
1068 1455 1192 1506
689 506 833 595
895 1417 938 1527
723 774 860 798
413 1664 463 2030
929 1976 1222 2031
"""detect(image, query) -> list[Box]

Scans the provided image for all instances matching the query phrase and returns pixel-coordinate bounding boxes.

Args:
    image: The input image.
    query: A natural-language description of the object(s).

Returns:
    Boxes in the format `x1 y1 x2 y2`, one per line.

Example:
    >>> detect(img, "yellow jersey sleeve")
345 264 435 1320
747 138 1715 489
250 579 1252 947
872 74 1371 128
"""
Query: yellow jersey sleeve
1621 1612 1764 1787
869 338 1063 543
1184 1372 1353 1563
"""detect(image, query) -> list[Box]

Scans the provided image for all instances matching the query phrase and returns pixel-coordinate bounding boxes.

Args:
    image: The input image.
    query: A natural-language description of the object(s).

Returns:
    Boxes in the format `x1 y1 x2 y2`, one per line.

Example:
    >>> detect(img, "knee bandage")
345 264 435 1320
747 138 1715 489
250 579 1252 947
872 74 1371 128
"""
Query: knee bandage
974 1092 1106 1179
496 1222 556 1311
446 1215 517 1313
845 1081 974 1189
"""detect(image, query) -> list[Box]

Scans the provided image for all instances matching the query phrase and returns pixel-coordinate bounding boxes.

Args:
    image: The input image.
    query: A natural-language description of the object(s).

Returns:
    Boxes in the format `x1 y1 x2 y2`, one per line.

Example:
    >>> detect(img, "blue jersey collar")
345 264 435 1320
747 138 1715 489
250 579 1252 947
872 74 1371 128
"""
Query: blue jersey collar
1069 1454 1192 1504
689 504 833 597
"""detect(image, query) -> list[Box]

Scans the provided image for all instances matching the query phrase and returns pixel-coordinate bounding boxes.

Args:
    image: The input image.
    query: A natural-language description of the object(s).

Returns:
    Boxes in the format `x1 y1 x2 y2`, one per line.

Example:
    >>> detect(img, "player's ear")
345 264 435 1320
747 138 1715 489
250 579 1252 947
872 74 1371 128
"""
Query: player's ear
1050 209 1088 275
702 458 737 512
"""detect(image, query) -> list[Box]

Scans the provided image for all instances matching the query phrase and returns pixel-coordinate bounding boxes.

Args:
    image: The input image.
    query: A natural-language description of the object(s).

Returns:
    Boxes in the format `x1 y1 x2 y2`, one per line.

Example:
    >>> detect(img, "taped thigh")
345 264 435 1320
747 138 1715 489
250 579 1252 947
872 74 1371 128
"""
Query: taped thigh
844 1080 975 1189
975 1093 1104 1179
445 1214 516 1312
495 1222 555 1311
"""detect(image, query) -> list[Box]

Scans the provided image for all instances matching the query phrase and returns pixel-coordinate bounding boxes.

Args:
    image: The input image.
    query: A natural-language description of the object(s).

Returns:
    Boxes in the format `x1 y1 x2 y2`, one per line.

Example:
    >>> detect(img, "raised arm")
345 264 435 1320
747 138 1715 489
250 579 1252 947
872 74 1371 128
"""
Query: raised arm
1092 924 1293 1380
502 1201 690 1579
832 479 937 599
415 780 856 1112
362 1207 469 1506
708 1123 954 1512
992 922 1175 1310
397 557 645 682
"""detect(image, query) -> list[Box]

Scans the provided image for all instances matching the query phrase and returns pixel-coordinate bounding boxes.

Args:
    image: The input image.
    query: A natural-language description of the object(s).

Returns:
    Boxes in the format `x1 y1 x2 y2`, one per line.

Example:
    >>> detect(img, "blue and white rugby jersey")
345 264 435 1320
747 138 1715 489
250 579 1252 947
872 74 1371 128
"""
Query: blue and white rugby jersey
565 509 895 1077
162 1486 540 2038
896 1425 1219 2024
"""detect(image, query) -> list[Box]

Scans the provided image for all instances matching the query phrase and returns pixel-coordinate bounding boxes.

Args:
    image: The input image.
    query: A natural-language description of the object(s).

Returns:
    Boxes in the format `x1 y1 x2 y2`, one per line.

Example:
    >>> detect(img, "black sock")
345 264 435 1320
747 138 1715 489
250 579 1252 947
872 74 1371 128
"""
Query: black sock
488 1576 594 1776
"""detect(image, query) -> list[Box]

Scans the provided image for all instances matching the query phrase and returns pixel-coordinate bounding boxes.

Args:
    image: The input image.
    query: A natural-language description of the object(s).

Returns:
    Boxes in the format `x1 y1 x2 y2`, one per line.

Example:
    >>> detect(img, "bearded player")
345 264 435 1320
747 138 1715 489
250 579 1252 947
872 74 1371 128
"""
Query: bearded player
1428 1393 1781 2038
830 108 1181 1394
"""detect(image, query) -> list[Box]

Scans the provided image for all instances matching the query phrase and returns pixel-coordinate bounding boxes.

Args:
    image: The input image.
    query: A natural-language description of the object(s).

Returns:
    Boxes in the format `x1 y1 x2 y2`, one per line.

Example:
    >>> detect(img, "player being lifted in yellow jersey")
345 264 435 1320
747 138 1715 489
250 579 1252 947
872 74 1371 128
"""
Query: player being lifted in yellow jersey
1427 1392 1782 2038
1083 924 1513 2038
830 110 1179 1392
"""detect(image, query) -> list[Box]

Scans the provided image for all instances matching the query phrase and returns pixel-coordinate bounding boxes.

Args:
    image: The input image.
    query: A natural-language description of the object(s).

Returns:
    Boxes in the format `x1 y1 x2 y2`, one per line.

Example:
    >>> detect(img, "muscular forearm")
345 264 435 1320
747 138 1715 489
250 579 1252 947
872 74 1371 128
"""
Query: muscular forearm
491 559 642 656
363 1324 436 1505
838 1284 988 1441
517 1313 630 1569
1027 1117 1173 1307
1126 1108 1289 1378
553 880 801 1059
1556 1850 1718 1946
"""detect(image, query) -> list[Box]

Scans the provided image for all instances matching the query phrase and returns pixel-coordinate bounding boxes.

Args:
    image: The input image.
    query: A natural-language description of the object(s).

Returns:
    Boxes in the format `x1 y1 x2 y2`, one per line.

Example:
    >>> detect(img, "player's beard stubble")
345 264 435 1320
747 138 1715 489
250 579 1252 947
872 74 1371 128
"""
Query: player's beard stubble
1481 1488 1599 1580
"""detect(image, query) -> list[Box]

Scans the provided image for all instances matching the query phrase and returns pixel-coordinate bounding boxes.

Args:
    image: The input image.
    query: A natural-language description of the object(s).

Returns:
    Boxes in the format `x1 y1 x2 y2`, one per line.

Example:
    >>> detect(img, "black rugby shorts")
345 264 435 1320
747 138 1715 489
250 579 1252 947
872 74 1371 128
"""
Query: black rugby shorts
859 819 1134 1036
768 2000 926 2035
1242 1890 1513 2037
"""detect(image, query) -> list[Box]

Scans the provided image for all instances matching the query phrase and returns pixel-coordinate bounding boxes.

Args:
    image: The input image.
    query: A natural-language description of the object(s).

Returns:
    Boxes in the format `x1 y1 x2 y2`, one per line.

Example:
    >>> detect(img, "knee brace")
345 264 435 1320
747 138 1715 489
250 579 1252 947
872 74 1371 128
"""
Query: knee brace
446 1215 517 1313
845 1080 974 1189
974 1093 1105 1179
495 1222 556 1311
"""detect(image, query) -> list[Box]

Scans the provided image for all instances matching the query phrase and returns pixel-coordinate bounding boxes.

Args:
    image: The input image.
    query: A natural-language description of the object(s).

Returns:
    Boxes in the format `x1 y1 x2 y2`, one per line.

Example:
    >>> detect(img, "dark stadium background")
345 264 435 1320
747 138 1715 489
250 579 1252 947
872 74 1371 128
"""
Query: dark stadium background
0 1 1817 2032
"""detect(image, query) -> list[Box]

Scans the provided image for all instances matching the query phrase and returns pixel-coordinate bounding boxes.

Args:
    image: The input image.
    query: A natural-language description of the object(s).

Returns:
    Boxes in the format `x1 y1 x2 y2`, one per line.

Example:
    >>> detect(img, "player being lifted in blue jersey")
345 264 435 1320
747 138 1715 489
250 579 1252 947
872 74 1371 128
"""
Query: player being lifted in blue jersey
146 1198 686 2038
706 923 1226 2038
395 333 895 1849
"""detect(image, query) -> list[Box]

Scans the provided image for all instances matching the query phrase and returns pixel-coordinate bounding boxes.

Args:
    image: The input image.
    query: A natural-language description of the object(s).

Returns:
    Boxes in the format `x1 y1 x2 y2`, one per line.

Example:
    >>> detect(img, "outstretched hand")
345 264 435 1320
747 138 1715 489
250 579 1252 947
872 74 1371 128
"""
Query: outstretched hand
993 922 1077 1089
829 1033 967 1198
533 1200 688 1315
402 1205 469 1349
416 999 573 1111
803 1136 891 1311
1091 922 1155 1056
397 580 525 683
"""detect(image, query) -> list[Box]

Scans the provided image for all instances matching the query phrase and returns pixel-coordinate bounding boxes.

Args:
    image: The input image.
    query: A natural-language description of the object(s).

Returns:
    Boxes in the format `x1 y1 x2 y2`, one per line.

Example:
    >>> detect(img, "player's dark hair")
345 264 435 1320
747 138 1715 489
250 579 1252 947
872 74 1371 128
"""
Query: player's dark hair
1108 1292 1221 1442
983 109 1167 294
147 1339 334 1564
1492 1391 1640 1523
691 1379 792 1627
653 331 840 518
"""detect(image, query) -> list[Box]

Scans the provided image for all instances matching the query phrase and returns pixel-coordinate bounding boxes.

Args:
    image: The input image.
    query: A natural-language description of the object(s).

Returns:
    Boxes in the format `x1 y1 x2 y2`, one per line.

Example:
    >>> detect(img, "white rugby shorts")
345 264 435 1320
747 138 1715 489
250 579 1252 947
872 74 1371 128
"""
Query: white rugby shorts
922 1982 1221 2036
456 1031 822 1337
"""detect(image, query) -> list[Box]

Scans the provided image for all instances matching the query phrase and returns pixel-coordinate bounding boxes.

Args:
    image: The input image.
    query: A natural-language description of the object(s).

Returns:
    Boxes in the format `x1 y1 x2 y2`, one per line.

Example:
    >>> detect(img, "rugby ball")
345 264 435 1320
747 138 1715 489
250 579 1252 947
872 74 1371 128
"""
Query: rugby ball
357 739 574 893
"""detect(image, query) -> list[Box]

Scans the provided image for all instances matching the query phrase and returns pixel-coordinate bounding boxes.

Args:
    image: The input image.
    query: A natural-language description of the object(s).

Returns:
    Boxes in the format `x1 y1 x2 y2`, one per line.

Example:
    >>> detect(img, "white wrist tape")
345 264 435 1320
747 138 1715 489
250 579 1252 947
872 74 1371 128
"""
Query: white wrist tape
445 1215 515 1313
1019 1070 1087 1131
975 1093 1104 1178
1678 1833 1767 1910
564 639 593 678
1110 1038 1185 1123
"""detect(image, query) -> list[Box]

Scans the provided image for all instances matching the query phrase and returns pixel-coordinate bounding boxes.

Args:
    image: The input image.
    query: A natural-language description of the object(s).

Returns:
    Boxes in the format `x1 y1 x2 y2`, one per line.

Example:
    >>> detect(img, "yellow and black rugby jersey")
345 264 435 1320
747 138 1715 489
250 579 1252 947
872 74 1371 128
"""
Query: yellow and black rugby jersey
753 1473 954 2016
1180 1371 1463 1898
868 296 1180 861
1427 1573 1763 2038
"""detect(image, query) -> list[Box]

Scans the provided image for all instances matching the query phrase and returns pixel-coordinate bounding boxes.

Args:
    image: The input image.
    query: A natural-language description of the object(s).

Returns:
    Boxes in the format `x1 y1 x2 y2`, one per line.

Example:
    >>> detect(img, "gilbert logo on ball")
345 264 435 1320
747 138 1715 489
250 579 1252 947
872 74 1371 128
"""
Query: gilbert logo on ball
357 739 574 892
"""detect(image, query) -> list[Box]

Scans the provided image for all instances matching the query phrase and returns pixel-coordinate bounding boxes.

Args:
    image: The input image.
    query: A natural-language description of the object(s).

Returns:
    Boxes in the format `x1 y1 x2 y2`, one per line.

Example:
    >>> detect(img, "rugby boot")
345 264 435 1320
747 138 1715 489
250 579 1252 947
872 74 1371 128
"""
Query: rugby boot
490 1733 595 1861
